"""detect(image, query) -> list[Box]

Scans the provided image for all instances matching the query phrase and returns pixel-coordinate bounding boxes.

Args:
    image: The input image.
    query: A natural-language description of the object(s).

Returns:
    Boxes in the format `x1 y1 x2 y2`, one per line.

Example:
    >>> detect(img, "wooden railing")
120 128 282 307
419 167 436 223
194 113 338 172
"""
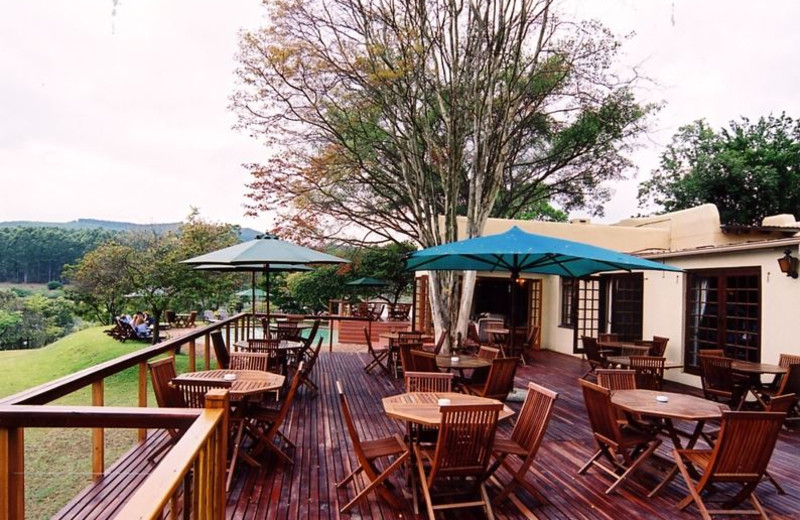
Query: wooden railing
0 313 254 518
0 390 229 519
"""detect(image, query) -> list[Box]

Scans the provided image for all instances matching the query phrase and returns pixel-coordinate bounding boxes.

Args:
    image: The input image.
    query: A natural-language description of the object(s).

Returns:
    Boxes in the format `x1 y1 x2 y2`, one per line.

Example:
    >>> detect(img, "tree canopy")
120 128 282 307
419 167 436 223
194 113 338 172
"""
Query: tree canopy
232 0 654 337
638 114 800 225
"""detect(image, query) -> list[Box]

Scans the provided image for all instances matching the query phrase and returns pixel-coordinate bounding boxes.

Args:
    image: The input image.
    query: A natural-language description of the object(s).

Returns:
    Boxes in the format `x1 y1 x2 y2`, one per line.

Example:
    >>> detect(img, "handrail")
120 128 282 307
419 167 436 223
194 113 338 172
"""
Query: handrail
0 405 201 429
0 313 246 406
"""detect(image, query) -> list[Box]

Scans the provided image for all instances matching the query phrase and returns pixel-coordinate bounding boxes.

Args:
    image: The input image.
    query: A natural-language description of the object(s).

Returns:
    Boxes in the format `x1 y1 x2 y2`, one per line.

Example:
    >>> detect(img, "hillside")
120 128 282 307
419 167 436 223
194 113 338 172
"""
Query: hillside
0 218 261 239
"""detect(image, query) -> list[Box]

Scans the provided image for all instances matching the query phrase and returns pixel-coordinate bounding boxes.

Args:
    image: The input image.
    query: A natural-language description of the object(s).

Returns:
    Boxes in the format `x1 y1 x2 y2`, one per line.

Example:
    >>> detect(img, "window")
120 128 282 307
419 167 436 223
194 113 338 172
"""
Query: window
684 268 761 374
560 278 575 326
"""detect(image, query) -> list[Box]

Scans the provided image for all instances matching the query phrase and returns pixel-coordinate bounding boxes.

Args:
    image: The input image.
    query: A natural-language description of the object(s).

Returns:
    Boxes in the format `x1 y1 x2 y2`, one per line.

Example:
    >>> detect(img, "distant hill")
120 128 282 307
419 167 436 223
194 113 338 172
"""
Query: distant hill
0 218 261 240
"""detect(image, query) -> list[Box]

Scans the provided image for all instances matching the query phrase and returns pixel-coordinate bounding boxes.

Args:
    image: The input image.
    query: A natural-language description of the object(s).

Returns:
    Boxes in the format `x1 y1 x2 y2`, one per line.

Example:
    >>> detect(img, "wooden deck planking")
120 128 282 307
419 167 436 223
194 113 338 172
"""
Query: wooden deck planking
230 350 800 519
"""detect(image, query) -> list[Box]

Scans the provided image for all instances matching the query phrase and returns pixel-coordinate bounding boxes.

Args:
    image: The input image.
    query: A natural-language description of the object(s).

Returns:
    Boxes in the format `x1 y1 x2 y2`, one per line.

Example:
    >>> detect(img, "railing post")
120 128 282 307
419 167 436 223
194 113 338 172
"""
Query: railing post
92 380 105 481
0 426 24 519
189 338 197 372
205 391 229 520
138 361 147 442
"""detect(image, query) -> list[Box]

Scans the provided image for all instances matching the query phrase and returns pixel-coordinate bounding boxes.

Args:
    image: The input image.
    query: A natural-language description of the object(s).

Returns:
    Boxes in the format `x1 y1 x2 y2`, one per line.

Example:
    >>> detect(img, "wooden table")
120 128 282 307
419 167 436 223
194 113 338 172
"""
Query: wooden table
379 332 434 377
611 389 728 496
383 392 514 427
172 369 285 398
597 341 651 355
173 313 192 328
233 339 305 354
606 356 684 370
435 354 491 371
731 360 788 401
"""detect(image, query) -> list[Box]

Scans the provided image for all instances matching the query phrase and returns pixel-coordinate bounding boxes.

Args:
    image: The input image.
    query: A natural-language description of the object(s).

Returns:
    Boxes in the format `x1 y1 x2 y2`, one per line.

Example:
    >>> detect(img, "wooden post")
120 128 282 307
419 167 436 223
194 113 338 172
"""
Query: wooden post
189 338 197 373
205 390 229 520
204 333 211 370
138 361 147 442
91 380 105 481
0 426 24 519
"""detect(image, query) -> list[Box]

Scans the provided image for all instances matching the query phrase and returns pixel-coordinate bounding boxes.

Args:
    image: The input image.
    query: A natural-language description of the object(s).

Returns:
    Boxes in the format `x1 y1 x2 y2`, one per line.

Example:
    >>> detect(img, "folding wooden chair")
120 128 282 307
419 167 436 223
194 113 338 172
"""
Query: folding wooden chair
363 327 389 374
410 349 439 373
415 403 503 519
650 336 669 357
581 335 610 378
674 411 785 519
243 338 285 373
700 355 747 409
248 362 304 464
485 382 558 505
596 369 637 391
469 346 501 386
404 371 453 393
578 379 661 494
427 328 449 355
335 381 410 513
229 352 271 372
296 338 323 394
211 330 230 369
464 357 518 401
629 356 666 390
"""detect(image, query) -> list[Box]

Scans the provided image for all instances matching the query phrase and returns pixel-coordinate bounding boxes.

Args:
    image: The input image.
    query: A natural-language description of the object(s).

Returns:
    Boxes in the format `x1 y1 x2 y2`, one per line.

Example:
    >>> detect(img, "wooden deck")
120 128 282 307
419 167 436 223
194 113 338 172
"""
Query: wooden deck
55 349 800 519
227 350 800 519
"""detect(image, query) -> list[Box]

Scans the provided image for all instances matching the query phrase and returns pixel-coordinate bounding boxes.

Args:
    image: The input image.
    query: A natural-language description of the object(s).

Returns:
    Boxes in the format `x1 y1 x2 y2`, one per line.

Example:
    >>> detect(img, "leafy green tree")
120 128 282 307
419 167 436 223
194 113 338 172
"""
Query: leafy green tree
0 290 75 349
352 242 417 305
638 114 800 225
233 0 654 338
63 242 133 325
285 266 351 314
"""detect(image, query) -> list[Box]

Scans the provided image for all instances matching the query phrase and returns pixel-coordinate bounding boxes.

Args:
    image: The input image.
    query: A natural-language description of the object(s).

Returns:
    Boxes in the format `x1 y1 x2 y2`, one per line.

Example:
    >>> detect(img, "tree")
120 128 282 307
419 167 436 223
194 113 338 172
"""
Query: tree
353 242 417 305
638 114 800 225
233 0 653 339
63 242 132 325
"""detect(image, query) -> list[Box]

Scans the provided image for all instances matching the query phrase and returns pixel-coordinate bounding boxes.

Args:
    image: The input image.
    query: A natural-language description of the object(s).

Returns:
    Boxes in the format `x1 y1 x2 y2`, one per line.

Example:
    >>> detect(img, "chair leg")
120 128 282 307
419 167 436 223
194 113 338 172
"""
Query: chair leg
605 440 660 494
339 453 409 513
763 470 785 494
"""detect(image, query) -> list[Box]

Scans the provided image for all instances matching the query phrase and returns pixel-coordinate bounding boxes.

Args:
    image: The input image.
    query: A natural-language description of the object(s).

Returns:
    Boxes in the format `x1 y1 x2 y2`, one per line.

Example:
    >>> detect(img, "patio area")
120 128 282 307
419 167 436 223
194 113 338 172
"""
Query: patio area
221 349 800 519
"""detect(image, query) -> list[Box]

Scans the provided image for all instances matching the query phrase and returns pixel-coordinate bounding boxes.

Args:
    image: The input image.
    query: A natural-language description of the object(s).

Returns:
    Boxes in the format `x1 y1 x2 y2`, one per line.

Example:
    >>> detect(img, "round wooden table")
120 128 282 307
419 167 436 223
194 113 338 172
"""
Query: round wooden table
382 392 514 427
172 369 285 398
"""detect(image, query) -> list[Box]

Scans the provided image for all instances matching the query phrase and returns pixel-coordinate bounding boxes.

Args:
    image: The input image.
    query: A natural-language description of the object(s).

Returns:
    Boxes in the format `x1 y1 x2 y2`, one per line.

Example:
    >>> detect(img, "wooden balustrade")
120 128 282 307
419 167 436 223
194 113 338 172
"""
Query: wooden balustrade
0 313 252 518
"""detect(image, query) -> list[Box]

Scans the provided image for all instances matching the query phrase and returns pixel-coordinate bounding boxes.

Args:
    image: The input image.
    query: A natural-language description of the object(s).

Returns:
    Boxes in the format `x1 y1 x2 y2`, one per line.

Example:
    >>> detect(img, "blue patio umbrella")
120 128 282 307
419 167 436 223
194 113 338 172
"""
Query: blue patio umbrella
405 226 681 350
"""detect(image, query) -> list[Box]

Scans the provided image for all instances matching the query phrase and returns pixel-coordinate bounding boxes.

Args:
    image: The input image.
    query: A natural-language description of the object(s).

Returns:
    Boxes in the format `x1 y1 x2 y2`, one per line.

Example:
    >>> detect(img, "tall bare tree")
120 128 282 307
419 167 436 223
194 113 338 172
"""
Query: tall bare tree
233 0 653 340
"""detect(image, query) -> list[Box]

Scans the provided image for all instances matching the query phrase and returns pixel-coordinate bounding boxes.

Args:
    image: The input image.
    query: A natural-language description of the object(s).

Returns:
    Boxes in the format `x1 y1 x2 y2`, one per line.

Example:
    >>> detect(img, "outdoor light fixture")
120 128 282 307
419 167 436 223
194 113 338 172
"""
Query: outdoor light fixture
777 249 799 279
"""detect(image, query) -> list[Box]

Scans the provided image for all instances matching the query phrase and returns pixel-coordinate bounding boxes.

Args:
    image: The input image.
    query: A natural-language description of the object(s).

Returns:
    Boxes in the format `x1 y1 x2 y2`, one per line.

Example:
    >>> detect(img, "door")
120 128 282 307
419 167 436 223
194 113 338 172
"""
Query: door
605 273 643 342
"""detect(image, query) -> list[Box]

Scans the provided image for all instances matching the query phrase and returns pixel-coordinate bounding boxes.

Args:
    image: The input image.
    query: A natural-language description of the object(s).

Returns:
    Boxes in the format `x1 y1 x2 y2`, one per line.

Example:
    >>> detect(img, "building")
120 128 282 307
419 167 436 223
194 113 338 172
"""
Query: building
416 204 800 387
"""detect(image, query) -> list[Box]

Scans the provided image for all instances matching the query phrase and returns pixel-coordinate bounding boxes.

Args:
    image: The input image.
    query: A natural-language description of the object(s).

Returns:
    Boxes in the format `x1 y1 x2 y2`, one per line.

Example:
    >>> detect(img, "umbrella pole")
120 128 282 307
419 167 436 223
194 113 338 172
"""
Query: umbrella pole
509 272 517 356
251 272 256 338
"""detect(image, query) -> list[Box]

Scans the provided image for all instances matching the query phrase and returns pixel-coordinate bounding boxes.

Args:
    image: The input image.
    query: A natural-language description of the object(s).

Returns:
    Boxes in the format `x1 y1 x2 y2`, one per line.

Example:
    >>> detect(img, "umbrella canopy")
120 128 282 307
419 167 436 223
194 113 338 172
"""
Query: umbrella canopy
405 226 681 351
405 226 681 278
346 277 389 287
183 233 348 319
236 288 266 298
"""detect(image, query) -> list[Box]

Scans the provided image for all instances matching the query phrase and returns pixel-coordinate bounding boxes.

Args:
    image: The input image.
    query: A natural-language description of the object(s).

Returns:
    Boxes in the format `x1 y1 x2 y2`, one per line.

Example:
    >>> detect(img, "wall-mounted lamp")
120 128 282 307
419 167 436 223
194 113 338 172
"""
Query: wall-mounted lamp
777 249 799 279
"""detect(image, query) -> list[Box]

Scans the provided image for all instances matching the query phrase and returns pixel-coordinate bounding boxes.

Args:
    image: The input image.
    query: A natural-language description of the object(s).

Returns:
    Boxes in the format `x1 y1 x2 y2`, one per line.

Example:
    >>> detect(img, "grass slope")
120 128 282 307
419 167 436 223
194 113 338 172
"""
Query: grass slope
1 326 193 518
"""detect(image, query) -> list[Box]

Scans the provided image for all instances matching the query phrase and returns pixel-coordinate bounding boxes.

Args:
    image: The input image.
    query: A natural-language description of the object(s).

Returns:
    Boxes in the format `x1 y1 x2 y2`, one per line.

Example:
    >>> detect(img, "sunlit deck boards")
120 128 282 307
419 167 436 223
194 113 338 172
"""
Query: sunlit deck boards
228 350 800 519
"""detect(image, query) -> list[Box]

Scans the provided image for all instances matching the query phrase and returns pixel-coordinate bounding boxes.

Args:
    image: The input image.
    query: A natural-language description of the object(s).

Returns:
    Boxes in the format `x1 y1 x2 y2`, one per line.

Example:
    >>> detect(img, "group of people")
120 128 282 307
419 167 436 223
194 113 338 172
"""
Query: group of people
121 311 154 337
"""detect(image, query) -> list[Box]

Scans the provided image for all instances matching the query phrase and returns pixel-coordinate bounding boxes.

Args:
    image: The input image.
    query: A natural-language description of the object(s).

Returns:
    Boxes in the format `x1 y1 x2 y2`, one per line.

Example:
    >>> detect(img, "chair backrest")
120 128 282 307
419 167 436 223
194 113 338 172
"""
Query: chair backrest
579 378 624 448
165 310 176 324
628 356 665 391
398 343 417 373
172 378 232 408
700 348 725 358
405 371 453 392
426 403 503 484
185 310 197 327
703 411 785 486
777 363 800 396
148 357 186 408
303 319 321 349
525 326 541 352
581 336 605 364
211 330 230 369
275 321 301 341
468 322 481 343
363 327 382 356
480 357 518 401
510 383 558 455
477 346 501 361
596 369 637 391
299 338 323 380
410 350 439 373
480 318 505 343
431 328 449 355
398 330 423 343
700 355 735 395
245 338 285 372
598 332 619 343
649 336 669 357
264 362 304 437
778 353 800 368
336 380 370 468
229 352 271 372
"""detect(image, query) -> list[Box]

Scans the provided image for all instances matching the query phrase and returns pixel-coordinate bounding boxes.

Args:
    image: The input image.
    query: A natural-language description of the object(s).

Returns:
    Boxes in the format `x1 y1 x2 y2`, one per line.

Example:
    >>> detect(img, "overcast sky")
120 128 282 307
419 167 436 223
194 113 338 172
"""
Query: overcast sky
1 0 799 231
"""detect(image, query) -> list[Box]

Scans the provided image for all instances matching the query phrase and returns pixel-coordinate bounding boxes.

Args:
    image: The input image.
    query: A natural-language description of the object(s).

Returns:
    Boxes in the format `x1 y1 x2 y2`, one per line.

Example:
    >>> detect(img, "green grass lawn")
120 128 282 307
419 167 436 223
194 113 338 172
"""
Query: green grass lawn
1 326 193 518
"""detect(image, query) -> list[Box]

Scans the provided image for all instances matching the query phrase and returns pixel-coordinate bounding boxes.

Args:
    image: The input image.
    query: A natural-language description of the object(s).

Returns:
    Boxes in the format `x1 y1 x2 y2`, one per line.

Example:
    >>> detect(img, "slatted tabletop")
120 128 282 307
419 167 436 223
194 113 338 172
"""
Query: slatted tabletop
611 389 727 421
172 369 284 397
382 391 514 426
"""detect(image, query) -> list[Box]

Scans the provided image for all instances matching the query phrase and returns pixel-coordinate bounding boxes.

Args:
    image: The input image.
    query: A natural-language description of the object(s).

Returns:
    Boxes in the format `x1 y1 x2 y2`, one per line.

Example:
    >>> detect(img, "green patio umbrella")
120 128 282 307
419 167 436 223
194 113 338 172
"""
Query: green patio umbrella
183 234 348 319
346 277 389 287
405 226 682 351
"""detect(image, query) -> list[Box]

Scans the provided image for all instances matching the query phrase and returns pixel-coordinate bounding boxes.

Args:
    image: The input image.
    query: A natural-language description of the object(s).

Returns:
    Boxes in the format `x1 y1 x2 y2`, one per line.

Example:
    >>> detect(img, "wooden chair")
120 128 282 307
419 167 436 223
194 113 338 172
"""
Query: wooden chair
485 382 558 505
415 403 503 519
699 348 725 358
274 321 301 341
363 327 389 375
761 353 800 397
650 336 669 357
229 352 271 372
596 369 637 391
674 411 786 519
248 362 305 464
699 355 746 409
398 343 416 376
211 330 230 369
296 338 323 395
404 371 453 393
410 349 439 373
755 364 800 427
297 318 321 364
628 356 666 391
398 330 423 343
598 332 619 343
464 357 518 401
244 338 285 373
184 310 197 328
335 381 410 513
469 346 501 386
428 328 449 355
578 379 661 494
581 335 609 378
